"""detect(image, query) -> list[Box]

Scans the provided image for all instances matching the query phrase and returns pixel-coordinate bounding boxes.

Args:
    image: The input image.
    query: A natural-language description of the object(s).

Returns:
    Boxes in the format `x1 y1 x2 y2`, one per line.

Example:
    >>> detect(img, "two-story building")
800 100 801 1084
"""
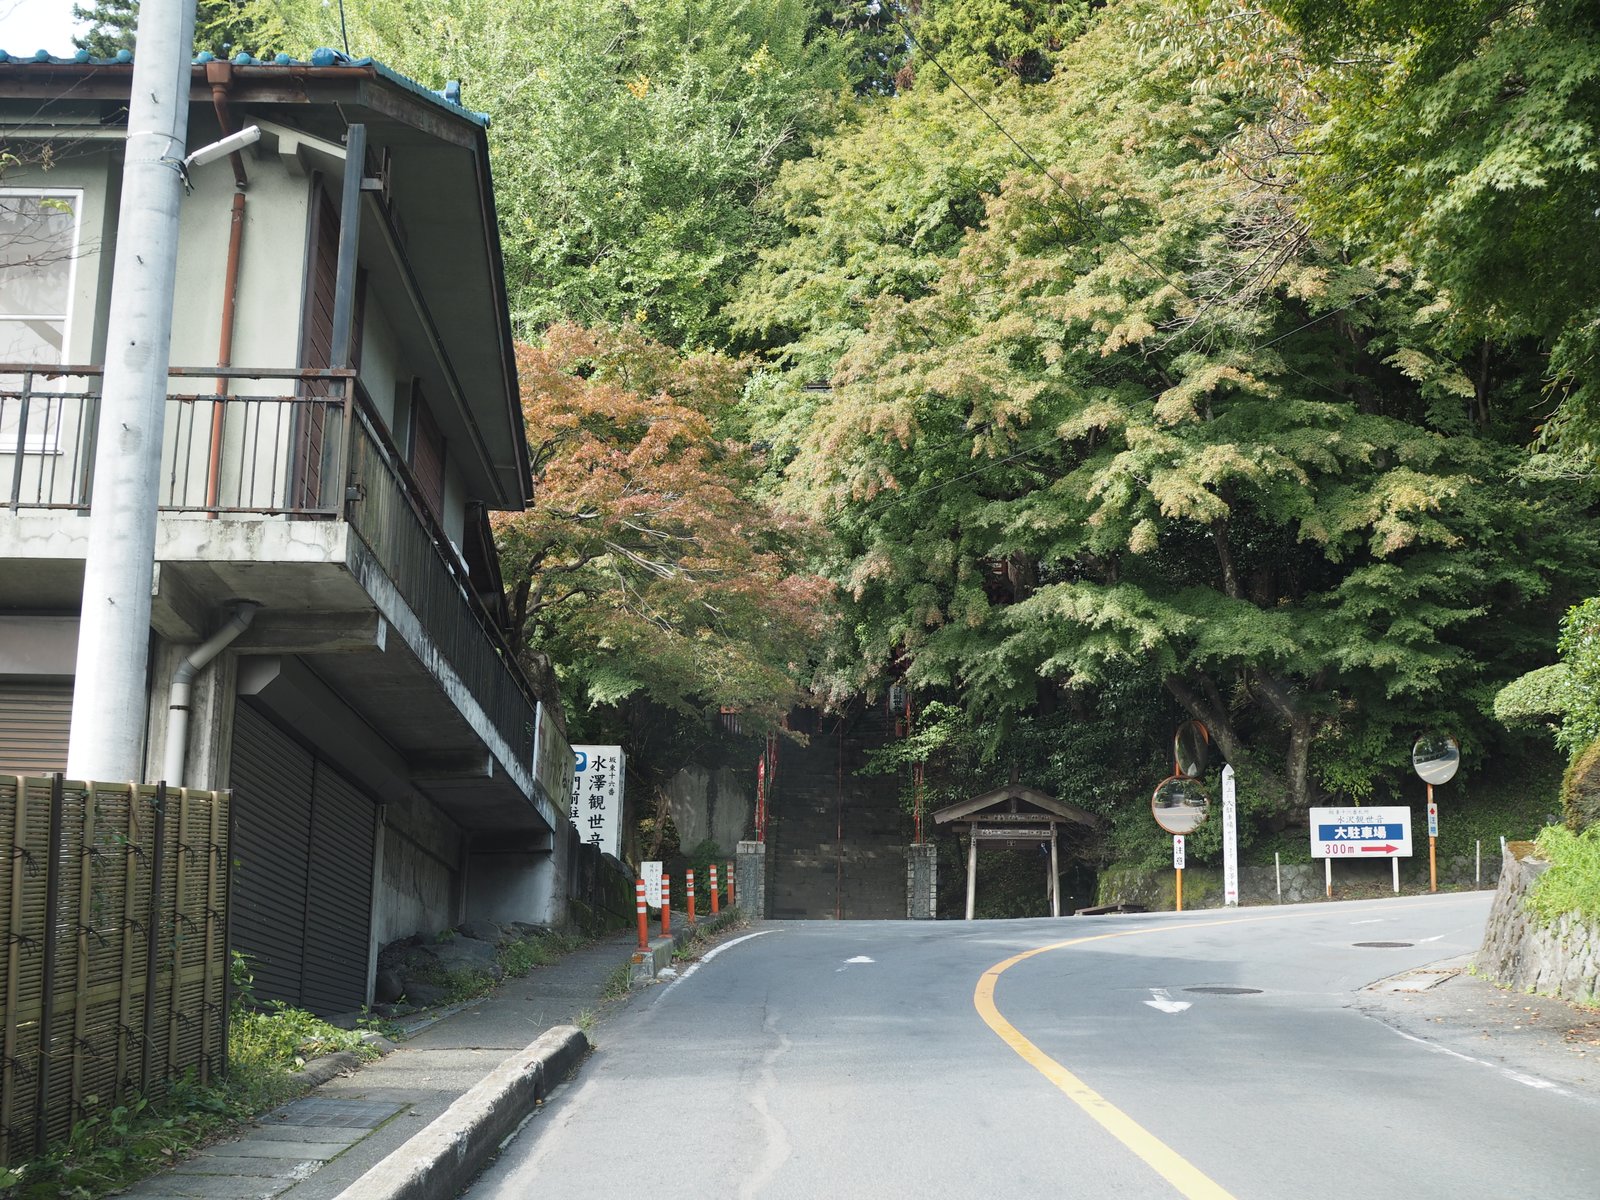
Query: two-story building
0 48 582 1015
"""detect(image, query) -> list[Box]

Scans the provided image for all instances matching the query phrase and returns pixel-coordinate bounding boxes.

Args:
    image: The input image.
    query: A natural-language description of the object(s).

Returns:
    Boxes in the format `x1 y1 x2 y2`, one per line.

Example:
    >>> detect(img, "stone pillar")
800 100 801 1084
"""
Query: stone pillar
907 842 938 919
736 840 767 918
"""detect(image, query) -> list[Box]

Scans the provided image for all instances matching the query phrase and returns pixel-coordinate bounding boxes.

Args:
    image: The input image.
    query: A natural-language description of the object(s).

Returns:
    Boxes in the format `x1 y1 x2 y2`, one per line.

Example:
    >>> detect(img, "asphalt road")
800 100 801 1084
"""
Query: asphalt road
464 893 1600 1199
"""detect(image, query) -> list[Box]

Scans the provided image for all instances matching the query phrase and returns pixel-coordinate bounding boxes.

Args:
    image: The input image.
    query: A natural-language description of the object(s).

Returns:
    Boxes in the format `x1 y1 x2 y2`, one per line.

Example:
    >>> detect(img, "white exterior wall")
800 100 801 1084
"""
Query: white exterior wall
357 293 403 431
169 157 311 371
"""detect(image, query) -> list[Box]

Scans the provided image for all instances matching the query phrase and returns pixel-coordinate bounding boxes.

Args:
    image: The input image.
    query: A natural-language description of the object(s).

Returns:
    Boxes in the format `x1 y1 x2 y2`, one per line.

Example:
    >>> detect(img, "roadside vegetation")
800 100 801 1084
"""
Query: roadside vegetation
0 957 375 1199
1527 826 1600 928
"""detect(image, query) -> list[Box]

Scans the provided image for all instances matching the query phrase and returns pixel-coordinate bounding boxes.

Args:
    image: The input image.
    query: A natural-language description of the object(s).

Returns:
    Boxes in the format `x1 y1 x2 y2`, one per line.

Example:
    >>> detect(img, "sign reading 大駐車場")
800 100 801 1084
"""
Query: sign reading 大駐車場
1308 806 1412 859
571 745 626 860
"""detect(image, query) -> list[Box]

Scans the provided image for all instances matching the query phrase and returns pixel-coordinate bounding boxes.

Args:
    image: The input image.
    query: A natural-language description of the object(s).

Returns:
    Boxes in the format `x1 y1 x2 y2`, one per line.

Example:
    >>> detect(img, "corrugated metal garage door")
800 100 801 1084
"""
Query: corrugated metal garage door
230 702 375 1015
0 681 72 774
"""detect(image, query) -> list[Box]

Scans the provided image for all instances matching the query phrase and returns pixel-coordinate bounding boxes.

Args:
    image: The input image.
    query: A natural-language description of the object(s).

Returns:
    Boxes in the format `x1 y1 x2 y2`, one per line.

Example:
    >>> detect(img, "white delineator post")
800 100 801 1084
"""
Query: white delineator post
1221 765 1239 906
66 0 199 783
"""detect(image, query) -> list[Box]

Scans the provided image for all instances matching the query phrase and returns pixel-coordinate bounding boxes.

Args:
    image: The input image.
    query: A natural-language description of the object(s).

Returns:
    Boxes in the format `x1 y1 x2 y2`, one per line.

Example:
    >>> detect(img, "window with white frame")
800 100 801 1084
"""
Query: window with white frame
1 189 81 454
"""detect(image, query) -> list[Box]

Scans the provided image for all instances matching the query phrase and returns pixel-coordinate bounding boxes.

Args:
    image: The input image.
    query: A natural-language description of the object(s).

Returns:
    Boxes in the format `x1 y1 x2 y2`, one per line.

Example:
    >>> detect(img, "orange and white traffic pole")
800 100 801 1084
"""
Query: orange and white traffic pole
687 869 697 924
726 862 735 908
635 878 648 950
660 872 671 936
710 863 720 915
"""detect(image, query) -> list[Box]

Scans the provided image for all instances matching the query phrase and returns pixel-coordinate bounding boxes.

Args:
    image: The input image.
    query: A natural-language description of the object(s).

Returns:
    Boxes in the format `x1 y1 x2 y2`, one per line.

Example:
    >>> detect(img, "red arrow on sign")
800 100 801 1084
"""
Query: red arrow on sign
1360 844 1399 853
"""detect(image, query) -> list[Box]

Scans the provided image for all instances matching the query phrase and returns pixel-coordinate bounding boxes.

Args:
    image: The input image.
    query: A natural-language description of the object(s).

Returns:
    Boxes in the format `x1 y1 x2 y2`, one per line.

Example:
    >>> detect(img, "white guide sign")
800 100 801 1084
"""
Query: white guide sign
571 745 626 859
1221 765 1239 906
1173 835 1186 870
642 860 663 908
1308 806 1412 859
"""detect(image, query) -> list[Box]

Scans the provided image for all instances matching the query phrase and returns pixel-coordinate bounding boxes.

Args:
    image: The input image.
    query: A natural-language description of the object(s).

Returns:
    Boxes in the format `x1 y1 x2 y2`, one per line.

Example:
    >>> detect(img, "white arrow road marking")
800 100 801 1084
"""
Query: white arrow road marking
1143 988 1191 1014
844 955 875 964
1351 918 1385 925
1418 933 1447 943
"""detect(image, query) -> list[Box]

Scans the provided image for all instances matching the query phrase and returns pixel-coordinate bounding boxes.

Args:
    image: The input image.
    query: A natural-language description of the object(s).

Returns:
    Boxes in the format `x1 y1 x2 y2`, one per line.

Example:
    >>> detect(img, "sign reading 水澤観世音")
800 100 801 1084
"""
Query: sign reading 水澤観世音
570 745 625 860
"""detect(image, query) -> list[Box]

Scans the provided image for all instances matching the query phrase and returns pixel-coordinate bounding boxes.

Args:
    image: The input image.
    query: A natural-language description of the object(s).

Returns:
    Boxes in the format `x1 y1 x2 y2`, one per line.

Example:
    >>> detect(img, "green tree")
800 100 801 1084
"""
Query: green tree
776 0 1600 814
73 0 283 58
495 323 833 724
909 0 1088 84
1261 0 1600 456
262 0 860 347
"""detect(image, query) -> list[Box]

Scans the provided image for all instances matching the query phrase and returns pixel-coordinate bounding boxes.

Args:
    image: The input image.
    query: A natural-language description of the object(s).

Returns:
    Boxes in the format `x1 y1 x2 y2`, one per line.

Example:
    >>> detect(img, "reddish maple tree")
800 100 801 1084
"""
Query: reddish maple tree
494 323 833 724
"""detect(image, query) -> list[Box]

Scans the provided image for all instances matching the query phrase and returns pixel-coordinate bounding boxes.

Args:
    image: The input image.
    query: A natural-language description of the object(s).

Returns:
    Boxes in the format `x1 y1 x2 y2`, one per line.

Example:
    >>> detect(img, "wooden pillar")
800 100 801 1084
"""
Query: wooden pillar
965 834 977 921
1049 824 1060 917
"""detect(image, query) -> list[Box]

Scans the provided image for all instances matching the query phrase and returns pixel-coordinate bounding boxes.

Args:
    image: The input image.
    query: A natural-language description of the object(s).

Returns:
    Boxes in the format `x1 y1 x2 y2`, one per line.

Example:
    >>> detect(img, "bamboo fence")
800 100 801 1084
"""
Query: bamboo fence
0 776 229 1166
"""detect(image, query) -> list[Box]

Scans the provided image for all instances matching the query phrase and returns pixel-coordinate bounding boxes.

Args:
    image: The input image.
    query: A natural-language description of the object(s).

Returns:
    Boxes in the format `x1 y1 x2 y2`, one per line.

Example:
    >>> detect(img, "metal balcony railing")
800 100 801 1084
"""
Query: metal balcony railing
1 363 536 766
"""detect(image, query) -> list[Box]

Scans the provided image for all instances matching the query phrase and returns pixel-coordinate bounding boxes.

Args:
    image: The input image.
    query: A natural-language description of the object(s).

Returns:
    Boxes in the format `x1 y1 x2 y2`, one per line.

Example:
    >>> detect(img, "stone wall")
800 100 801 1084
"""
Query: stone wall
665 764 751 855
375 790 462 945
907 843 937 919
1478 844 1600 1005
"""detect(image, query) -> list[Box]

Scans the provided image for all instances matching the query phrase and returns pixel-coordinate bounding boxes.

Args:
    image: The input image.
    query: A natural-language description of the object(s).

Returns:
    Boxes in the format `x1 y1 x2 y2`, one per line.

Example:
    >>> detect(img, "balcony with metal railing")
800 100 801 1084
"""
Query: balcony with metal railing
1 363 542 820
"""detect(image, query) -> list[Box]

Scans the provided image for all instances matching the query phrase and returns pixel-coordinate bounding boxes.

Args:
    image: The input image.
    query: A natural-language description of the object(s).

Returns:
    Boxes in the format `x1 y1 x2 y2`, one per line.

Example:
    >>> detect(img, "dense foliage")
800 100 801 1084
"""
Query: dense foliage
1261 0 1600 456
737 0 1600 843
495 324 831 724
263 0 862 347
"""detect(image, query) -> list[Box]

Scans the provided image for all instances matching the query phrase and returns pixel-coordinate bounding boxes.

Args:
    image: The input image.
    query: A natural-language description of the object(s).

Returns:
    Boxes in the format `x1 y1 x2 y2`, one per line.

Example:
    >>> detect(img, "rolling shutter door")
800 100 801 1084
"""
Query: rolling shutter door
302 765 375 1014
230 703 314 1007
0 681 72 774
229 701 376 1015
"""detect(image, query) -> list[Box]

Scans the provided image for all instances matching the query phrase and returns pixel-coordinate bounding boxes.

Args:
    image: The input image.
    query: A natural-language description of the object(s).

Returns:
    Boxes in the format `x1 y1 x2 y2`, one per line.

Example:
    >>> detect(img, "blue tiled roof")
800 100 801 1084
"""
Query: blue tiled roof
0 46 488 128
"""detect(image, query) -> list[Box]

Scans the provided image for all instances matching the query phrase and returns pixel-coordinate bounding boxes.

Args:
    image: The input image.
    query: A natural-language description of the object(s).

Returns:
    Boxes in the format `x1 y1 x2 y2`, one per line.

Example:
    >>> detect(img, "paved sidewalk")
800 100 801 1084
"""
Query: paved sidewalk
120 929 642 1200
1361 956 1600 1098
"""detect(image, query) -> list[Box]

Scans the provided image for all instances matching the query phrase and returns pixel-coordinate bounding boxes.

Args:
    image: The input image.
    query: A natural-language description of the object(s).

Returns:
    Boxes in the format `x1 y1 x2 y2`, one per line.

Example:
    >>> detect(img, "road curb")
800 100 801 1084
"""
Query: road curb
333 1024 589 1200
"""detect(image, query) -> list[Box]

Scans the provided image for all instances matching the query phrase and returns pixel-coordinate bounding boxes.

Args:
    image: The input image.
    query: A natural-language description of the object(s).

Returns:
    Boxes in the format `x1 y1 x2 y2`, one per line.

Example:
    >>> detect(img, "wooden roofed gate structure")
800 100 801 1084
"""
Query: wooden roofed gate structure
933 782 1100 919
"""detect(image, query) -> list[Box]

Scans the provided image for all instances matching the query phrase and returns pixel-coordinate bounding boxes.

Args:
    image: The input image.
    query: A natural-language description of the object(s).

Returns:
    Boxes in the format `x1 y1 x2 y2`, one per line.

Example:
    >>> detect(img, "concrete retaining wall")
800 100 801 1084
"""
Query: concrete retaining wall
1477 845 1600 1005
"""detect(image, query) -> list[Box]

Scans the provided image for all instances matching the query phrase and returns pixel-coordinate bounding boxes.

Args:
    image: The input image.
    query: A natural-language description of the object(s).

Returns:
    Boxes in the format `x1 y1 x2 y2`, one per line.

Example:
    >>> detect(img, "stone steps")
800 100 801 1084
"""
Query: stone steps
765 708 909 920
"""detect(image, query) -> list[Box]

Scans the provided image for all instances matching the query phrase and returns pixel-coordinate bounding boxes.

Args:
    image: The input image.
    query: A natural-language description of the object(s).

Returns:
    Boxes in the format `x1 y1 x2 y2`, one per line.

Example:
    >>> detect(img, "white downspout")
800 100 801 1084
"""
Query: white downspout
162 602 258 786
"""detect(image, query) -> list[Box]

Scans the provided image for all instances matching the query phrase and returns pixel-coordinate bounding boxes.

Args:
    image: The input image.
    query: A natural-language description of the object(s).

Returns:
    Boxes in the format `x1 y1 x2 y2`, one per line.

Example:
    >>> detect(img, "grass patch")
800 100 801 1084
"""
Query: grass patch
670 911 748 962
1527 825 1600 926
499 930 586 977
601 961 633 999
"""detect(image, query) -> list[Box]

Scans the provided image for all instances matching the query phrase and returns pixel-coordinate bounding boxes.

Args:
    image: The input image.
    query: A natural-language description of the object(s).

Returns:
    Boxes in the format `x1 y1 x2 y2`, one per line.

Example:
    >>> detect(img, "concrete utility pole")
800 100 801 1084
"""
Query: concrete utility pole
66 0 198 782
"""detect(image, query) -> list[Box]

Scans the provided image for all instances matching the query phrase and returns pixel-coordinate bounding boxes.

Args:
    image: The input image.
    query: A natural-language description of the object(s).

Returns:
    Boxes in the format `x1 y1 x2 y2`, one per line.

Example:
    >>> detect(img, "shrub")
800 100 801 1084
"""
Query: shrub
1560 740 1600 832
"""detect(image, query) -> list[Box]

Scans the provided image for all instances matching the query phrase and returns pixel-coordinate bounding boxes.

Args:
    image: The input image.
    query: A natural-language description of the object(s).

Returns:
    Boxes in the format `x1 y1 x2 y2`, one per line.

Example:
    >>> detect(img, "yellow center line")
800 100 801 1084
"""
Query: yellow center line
972 901 1458 1199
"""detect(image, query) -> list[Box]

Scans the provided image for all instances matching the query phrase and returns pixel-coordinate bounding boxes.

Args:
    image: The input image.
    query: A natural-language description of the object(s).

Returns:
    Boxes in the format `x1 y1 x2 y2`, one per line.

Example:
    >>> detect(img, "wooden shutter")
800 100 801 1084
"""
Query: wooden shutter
0 680 71 774
410 384 446 522
293 186 341 508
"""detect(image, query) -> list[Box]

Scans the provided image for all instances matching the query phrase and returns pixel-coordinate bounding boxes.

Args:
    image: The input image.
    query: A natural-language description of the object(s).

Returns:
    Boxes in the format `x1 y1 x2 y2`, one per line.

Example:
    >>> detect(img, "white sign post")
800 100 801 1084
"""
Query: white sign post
570 745 626 859
642 860 663 909
1221 765 1239 906
1308 806 1414 898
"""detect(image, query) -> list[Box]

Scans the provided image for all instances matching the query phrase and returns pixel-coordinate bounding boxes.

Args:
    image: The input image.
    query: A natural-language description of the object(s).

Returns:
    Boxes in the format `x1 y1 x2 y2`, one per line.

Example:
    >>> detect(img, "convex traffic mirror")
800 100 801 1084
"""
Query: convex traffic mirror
1174 720 1210 779
1411 734 1460 786
1152 776 1210 835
